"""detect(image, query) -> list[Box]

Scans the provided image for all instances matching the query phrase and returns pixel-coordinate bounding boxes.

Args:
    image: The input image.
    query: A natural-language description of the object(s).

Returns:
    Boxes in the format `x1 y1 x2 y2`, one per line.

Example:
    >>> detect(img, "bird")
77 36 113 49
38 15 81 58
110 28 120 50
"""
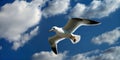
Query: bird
48 18 101 54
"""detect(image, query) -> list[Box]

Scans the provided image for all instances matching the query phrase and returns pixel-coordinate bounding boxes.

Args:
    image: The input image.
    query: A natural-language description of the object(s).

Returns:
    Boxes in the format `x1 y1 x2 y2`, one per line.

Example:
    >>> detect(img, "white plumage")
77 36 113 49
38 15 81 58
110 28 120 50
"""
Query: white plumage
49 18 101 54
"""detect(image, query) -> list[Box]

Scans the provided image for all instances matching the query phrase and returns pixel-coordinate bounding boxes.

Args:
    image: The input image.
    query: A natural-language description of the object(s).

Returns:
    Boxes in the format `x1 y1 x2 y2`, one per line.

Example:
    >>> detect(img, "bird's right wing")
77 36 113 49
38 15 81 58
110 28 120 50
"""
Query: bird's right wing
48 35 64 54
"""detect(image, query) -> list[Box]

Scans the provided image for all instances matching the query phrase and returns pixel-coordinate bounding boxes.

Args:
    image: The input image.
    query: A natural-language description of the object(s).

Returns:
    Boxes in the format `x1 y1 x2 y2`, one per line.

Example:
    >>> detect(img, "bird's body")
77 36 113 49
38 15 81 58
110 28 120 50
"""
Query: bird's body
53 27 71 38
49 18 101 54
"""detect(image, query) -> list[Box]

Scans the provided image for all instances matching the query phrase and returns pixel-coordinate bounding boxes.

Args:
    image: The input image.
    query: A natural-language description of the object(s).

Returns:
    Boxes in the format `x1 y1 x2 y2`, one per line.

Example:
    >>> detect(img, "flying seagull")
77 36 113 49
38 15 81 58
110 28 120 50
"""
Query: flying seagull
49 18 101 54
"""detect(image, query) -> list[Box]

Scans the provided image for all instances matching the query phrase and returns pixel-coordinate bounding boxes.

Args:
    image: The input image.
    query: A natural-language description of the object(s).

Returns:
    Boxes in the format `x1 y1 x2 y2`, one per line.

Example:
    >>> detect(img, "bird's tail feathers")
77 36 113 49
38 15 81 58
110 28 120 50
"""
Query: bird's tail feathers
70 34 81 44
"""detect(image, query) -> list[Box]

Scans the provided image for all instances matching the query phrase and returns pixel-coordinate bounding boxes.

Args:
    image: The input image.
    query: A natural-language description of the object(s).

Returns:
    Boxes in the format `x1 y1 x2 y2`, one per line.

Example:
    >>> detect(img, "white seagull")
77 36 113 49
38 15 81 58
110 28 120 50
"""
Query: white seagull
49 18 101 54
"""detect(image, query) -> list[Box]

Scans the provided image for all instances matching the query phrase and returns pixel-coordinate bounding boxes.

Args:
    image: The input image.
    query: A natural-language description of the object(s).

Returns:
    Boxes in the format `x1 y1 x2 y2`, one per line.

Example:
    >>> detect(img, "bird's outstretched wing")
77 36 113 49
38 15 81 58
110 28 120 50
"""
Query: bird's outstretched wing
48 35 64 54
63 18 100 33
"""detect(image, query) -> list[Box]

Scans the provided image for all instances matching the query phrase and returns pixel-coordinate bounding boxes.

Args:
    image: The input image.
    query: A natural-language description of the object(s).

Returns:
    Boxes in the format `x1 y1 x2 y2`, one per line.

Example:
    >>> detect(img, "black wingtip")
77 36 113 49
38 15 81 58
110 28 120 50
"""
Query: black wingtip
71 18 101 26
89 20 100 25
51 47 57 54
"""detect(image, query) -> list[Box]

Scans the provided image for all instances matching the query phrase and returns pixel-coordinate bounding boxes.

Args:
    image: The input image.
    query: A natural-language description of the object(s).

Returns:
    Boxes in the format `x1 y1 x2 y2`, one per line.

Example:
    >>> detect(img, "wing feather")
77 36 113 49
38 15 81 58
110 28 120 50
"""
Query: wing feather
63 18 83 33
48 35 64 54
63 18 100 33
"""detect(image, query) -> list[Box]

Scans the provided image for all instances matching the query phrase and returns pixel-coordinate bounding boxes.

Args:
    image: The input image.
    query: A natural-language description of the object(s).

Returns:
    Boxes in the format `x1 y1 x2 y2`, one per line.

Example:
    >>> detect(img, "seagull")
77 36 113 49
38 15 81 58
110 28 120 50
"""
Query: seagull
49 18 101 54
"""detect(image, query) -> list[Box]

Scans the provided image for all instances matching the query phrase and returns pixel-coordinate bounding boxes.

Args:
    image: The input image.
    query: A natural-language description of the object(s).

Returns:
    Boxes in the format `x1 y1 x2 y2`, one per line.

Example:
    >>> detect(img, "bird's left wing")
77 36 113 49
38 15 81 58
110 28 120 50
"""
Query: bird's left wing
63 18 84 33
48 35 64 54
63 18 100 33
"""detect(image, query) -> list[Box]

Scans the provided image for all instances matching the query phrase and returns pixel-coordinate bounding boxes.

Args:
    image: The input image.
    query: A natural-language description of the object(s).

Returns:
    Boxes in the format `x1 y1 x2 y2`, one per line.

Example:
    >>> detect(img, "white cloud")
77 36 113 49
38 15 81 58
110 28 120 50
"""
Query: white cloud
92 27 120 45
32 51 67 60
71 46 120 60
32 46 120 60
0 0 44 50
94 46 120 60
43 0 70 17
12 26 39 50
31 0 48 7
69 3 86 18
70 0 120 18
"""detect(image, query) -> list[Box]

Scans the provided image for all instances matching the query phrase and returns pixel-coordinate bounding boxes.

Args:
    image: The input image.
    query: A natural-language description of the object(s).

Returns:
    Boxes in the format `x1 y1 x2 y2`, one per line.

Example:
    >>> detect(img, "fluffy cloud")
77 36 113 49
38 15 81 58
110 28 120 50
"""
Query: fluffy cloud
70 0 120 18
12 26 39 50
32 51 67 60
0 0 44 50
43 0 70 17
32 46 120 60
71 46 120 60
92 27 120 45
94 46 120 60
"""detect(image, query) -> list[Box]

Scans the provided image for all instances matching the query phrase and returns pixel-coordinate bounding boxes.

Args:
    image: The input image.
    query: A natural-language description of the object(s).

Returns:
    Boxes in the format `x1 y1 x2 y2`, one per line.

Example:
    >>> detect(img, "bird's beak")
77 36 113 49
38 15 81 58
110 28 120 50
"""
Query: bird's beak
49 29 53 32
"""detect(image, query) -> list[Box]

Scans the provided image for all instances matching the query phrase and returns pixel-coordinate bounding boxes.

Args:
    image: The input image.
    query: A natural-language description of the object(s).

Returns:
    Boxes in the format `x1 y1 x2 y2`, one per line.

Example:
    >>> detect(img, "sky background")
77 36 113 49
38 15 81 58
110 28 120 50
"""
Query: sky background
0 0 120 60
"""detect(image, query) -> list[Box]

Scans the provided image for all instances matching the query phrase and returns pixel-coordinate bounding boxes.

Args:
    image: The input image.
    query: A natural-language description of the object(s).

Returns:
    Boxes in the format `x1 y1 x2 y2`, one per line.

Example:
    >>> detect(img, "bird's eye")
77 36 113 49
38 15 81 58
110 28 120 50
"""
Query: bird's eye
53 28 55 30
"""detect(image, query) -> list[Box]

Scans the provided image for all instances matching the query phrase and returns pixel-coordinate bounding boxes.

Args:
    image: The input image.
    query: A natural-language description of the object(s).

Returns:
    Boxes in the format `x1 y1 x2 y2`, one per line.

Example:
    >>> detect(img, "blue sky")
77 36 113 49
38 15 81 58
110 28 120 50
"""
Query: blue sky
0 0 120 60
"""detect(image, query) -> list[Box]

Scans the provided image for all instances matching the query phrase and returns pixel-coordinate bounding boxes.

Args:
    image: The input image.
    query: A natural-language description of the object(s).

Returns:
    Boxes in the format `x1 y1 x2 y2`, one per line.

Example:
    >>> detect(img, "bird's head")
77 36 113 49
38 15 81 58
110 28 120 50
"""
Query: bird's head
49 26 57 32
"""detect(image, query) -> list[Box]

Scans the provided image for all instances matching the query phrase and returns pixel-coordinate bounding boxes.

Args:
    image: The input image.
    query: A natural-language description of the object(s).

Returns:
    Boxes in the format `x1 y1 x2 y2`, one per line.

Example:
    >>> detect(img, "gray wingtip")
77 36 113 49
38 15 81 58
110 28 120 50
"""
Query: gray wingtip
51 47 57 54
